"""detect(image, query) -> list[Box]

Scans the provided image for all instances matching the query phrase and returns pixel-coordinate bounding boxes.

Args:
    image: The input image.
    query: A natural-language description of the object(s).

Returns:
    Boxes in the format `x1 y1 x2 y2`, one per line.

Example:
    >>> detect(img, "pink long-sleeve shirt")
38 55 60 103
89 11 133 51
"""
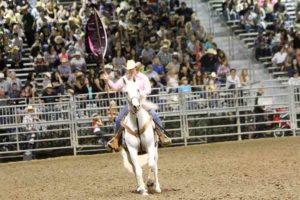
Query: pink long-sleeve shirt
108 72 152 96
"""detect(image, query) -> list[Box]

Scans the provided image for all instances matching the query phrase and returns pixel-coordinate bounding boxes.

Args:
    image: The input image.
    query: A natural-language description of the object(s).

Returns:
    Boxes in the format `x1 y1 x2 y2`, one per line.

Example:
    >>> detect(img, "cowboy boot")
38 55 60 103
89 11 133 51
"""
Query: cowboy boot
107 128 123 151
155 126 172 146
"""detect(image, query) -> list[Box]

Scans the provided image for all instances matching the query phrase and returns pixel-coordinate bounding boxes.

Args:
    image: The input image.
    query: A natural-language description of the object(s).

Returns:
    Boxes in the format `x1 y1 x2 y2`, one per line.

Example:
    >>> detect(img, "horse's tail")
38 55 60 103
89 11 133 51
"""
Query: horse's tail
121 148 148 173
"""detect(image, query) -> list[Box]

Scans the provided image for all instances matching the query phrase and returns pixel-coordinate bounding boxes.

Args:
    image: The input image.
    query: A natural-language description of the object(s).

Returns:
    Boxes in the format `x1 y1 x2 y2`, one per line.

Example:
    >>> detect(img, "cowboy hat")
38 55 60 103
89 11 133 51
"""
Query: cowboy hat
206 48 217 55
74 51 81 56
66 89 74 95
126 60 136 70
160 44 169 50
36 54 43 59
162 39 171 47
210 72 217 78
43 72 51 78
104 64 113 69
92 113 101 120
0 73 4 79
76 71 84 78
54 35 64 44
11 46 20 52
36 1 44 9
25 105 34 112
44 83 52 89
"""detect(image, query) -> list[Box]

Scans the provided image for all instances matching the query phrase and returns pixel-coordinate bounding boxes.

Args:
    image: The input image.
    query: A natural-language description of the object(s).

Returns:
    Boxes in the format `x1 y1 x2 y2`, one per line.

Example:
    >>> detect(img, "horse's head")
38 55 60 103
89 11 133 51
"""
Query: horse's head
123 78 141 114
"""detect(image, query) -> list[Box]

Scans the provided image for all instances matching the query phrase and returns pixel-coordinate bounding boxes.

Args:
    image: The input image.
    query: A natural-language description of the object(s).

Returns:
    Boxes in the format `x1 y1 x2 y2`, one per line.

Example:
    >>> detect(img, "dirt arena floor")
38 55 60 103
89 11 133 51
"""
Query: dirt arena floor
1 137 300 200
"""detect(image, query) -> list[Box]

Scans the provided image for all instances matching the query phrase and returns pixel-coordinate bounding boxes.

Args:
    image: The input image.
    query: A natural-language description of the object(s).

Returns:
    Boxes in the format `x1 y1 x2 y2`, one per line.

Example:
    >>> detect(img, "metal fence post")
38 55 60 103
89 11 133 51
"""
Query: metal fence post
289 85 297 136
236 106 242 141
70 100 77 156
179 92 188 146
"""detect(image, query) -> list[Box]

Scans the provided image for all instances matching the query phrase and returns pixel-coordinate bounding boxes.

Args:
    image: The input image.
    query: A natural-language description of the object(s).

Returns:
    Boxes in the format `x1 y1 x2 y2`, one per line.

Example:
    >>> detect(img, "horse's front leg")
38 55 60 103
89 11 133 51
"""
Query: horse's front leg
147 144 161 193
127 146 148 195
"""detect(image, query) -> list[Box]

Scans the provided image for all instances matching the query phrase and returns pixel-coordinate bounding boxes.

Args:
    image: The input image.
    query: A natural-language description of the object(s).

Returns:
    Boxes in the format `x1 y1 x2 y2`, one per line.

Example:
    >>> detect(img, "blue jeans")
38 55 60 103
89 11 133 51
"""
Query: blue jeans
114 105 162 132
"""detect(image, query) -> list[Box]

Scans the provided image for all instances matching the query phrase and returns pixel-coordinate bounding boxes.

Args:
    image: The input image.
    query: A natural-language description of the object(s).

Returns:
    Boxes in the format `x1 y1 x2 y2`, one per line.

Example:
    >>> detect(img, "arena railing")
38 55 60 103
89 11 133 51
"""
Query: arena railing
0 84 300 160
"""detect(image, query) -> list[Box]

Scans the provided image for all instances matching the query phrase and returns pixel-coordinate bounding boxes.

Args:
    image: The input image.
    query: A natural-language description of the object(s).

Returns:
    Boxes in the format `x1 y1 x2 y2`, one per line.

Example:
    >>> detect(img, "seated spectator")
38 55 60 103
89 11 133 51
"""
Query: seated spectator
150 78 161 96
141 42 156 66
240 8 256 32
254 31 272 60
11 33 23 50
25 73 36 91
288 71 300 85
94 71 107 95
10 46 23 69
58 46 68 61
112 49 126 75
178 76 191 94
200 48 218 72
58 58 71 82
145 65 160 83
166 53 180 73
273 0 285 14
151 57 166 85
44 45 58 70
262 0 275 22
157 44 172 67
167 69 179 93
226 68 241 89
7 71 22 92
65 68 76 90
7 82 20 99
272 46 287 71
178 66 192 82
217 60 230 85
51 71 64 95
0 72 8 93
70 51 87 73
175 2 193 22
74 72 88 95
104 64 116 82
33 54 48 75
41 84 58 103
240 68 250 88
42 72 52 89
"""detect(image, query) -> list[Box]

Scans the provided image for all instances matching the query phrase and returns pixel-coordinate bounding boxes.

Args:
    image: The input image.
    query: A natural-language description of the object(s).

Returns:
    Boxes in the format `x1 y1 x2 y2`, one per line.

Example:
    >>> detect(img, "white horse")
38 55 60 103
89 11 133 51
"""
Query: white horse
120 78 161 196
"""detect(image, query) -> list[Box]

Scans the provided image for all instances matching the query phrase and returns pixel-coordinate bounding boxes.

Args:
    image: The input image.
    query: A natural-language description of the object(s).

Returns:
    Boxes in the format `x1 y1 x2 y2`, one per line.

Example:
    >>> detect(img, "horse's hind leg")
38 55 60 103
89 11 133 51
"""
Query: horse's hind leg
128 147 148 195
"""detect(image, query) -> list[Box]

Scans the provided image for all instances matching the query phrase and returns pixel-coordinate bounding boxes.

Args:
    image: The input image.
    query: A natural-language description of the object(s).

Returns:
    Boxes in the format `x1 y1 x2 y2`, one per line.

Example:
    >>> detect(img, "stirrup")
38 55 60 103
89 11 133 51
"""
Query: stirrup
160 133 172 146
107 137 121 152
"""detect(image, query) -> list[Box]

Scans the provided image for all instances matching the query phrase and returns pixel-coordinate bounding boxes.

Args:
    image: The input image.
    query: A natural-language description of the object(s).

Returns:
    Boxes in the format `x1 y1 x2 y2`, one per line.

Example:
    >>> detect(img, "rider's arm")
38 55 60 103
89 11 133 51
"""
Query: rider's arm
108 78 125 91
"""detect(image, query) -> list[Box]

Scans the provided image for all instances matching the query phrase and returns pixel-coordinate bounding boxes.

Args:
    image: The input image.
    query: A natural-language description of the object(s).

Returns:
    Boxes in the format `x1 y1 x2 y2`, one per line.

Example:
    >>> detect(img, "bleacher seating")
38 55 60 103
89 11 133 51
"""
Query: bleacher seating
208 0 296 82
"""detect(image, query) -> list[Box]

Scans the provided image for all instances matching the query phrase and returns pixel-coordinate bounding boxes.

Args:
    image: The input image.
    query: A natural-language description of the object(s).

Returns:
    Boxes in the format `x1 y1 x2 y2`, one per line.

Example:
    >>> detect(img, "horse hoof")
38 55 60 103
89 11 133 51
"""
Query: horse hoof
154 187 161 193
137 187 148 195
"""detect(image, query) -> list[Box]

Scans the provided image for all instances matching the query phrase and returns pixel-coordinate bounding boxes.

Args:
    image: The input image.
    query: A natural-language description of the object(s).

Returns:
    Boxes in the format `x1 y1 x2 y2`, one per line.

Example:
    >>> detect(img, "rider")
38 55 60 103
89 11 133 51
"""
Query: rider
103 60 171 151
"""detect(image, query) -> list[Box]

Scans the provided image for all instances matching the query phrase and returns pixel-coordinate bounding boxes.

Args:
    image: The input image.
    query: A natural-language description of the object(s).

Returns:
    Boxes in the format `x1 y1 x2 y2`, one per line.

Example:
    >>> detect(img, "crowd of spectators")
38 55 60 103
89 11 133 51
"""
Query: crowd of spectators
0 0 253 108
222 0 300 83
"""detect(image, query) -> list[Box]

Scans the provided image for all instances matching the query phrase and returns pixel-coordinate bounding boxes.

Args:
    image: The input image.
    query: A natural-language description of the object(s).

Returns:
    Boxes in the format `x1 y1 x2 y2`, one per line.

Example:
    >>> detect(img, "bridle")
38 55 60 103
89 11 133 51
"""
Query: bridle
127 95 141 114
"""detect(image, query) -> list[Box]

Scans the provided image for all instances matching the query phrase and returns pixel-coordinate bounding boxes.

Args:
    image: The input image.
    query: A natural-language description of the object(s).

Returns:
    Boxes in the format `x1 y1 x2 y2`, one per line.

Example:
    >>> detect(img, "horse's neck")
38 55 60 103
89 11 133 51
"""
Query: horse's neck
128 108 150 129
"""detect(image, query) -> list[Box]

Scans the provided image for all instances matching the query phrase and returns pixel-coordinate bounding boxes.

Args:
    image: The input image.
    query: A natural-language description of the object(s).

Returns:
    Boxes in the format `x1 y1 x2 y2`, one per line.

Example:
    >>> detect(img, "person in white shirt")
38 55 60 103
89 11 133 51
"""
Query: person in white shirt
288 71 300 85
11 33 23 50
226 69 241 89
272 46 287 70
22 105 40 158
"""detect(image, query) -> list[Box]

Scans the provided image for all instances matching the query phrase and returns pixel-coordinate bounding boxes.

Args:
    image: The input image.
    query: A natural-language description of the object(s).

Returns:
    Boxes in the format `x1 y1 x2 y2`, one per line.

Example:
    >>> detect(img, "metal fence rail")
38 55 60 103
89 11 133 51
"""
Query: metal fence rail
0 85 299 160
